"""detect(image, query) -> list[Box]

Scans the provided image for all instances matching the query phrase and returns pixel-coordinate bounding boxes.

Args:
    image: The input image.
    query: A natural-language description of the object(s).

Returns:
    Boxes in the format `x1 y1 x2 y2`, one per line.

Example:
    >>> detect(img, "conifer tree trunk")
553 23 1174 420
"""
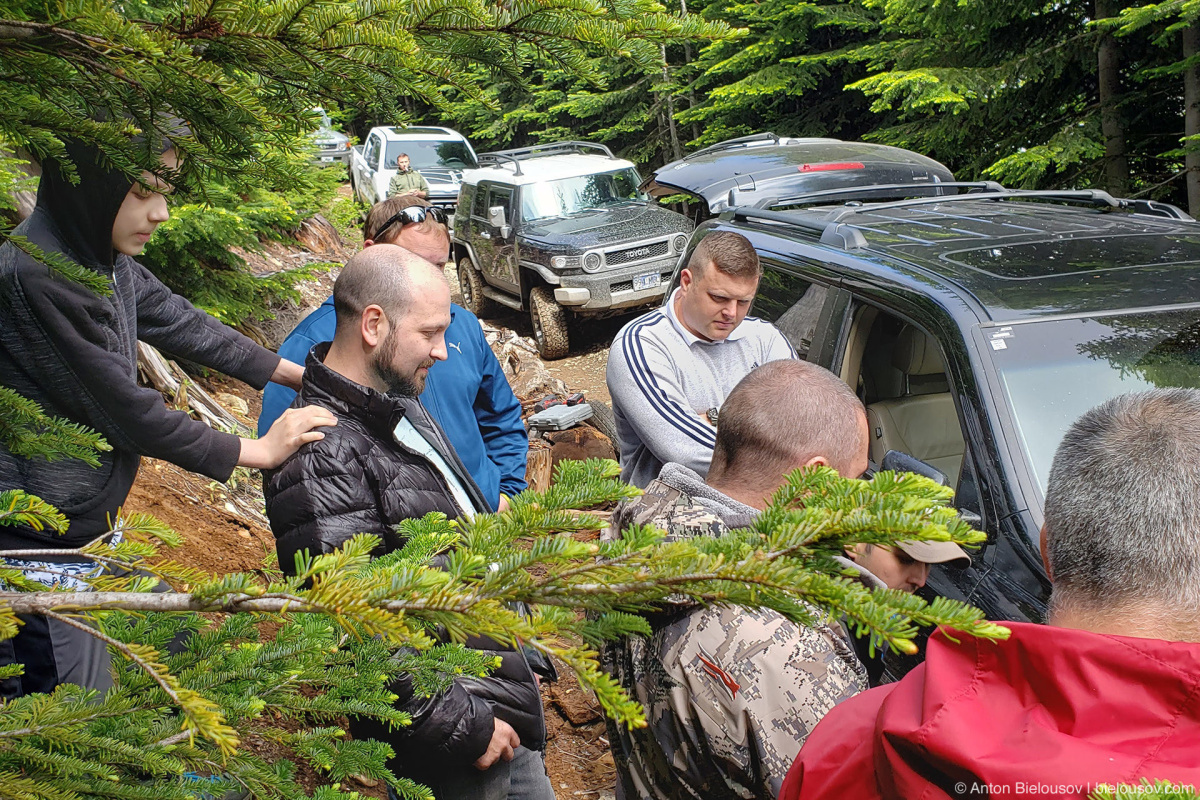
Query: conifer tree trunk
661 44 683 162
679 0 701 143
1097 0 1129 196
1184 22 1200 216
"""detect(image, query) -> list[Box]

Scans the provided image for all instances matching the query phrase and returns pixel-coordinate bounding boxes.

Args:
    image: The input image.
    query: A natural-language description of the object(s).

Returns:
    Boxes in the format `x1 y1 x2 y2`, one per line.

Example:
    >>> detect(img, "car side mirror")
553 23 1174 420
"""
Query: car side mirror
488 205 507 229
880 449 949 486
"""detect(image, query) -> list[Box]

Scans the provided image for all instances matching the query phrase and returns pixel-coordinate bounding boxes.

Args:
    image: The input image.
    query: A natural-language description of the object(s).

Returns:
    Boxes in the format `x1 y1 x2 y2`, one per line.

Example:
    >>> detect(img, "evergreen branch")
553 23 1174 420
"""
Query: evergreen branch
40 610 239 753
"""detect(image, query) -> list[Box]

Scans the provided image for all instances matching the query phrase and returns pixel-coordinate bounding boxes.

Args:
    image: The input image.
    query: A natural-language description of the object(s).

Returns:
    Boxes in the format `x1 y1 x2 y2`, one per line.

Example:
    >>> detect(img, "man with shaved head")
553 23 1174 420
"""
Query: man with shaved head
260 194 528 514
265 244 554 800
603 359 969 800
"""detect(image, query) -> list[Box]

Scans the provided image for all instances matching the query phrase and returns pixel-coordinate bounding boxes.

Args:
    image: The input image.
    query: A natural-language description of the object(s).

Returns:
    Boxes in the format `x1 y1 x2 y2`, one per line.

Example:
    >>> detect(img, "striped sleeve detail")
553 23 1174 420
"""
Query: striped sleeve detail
621 315 717 449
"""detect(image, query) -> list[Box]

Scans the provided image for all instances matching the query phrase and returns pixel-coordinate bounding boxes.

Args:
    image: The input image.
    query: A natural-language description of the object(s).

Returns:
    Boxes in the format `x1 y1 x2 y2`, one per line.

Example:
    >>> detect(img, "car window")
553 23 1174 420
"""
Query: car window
520 168 646 220
365 135 380 169
472 184 489 219
753 267 829 358
847 304 967 488
988 308 1200 495
488 187 514 222
385 140 477 170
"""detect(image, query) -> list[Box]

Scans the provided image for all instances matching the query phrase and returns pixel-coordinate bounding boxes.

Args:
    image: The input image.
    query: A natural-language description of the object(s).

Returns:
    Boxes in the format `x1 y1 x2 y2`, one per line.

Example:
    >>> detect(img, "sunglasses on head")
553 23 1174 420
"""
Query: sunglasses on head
373 205 448 241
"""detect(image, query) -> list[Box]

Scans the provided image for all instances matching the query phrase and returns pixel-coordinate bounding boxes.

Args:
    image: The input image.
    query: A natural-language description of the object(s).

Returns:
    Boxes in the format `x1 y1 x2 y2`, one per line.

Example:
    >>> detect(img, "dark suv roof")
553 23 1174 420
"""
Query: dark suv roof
645 133 955 213
724 192 1200 322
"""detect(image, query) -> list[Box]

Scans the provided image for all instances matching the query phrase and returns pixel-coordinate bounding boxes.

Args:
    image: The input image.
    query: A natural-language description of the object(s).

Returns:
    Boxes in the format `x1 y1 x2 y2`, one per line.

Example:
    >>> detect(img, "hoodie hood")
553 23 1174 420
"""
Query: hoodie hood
35 124 180 270
782 621 1200 800
35 139 136 270
656 461 758 529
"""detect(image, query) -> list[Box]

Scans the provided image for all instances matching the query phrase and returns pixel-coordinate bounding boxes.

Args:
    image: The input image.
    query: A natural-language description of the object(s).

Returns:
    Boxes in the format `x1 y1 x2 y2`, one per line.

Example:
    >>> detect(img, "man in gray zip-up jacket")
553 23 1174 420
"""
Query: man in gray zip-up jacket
264 245 554 800
607 232 795 488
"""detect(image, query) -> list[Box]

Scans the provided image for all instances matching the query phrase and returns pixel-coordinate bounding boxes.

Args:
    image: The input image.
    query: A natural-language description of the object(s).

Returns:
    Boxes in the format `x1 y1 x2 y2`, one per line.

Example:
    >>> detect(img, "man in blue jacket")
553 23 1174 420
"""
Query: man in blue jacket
260 194 527 510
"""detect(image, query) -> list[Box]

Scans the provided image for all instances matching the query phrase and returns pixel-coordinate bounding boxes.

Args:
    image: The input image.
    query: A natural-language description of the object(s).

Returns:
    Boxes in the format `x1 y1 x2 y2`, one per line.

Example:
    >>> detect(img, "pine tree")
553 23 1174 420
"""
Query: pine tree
1 454 1007 799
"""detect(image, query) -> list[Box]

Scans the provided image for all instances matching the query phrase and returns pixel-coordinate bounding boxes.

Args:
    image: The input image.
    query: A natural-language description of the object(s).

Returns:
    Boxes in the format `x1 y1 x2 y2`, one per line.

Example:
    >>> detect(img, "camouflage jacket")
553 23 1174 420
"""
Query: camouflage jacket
602 463 868 800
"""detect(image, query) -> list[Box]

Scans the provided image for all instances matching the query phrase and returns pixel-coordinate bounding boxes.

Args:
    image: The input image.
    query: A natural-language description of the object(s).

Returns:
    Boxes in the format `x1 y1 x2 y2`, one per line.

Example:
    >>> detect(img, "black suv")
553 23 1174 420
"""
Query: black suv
452 141 693 359
671 178 1197 634
643 132 955 222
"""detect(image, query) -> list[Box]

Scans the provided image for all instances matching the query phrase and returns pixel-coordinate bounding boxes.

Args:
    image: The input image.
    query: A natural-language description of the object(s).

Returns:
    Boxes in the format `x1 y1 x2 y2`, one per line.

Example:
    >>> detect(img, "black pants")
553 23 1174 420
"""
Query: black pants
0 613 112 699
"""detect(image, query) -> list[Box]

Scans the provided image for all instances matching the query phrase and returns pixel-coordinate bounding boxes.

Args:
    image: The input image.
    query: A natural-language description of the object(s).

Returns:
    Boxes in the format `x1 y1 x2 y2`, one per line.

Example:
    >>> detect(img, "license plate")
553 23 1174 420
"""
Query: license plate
633 272 661 291
320 156 334 162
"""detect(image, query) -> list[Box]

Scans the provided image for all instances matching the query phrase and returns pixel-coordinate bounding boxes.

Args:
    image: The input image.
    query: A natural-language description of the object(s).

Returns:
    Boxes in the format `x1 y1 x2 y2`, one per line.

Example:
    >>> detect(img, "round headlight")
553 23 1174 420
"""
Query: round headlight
583 252 603 272
673 234 689 253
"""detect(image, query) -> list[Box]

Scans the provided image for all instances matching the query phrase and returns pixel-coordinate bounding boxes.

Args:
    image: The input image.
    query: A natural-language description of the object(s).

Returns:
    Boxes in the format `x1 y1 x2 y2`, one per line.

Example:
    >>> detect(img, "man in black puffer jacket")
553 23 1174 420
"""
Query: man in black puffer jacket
264 244 552 800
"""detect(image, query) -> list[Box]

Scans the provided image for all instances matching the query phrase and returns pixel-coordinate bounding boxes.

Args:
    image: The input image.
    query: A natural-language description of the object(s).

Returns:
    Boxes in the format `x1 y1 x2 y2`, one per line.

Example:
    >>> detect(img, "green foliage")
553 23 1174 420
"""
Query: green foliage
0 490 68 536
0 386 111 468
1092 781 1200 800
0 0 739 195
138 163 340 324
323 193 368 249
0 458 1006 798
0 147 35 217
675 0 882 148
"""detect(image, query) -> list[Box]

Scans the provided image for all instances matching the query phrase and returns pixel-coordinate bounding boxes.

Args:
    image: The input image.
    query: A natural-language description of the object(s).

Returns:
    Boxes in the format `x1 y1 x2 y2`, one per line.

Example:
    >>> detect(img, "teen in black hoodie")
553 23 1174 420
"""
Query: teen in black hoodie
0 136 335 697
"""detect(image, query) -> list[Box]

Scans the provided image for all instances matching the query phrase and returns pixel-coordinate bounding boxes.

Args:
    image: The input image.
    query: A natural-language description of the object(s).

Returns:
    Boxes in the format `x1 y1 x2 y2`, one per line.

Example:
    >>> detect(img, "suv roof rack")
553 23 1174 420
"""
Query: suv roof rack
815 188 1192 223
724 188 1193 251
688 132 840 160
477 152 526 176
481 140 614 161
755 181 1006 209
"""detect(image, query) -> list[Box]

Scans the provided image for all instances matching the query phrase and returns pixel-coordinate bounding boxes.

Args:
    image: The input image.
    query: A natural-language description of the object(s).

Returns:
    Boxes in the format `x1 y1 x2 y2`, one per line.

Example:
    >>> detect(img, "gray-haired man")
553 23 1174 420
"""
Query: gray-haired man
783 388 1200 800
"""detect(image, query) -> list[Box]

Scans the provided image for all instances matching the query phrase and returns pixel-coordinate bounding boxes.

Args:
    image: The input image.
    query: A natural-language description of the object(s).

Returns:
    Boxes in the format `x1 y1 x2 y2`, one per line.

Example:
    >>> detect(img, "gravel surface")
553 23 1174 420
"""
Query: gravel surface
444 262 631 404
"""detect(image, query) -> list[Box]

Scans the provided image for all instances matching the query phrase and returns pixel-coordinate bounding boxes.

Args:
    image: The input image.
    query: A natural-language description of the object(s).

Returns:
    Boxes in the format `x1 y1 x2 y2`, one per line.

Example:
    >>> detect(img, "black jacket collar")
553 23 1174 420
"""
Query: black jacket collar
301 341 414 439
299 342 494 513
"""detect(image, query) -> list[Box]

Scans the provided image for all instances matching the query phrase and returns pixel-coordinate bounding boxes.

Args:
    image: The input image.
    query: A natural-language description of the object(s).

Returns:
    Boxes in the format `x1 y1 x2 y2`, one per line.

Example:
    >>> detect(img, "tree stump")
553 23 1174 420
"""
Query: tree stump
544 427 617 473
526 444 554 493
136 343 253 437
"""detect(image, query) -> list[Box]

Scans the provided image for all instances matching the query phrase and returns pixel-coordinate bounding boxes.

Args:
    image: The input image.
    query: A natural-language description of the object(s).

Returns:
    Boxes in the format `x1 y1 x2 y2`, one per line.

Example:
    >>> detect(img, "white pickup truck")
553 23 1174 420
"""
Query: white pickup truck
348 125 479 214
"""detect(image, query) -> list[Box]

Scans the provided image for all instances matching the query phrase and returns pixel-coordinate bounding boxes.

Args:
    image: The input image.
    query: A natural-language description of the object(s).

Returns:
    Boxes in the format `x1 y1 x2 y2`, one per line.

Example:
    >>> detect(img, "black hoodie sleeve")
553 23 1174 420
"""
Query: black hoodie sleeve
129 260 281 389
8 263 242 481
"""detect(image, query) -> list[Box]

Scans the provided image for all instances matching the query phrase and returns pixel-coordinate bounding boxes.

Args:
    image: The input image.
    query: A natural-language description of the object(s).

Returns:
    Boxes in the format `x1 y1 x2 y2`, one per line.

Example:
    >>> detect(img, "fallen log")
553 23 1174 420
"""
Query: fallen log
136 342 253 438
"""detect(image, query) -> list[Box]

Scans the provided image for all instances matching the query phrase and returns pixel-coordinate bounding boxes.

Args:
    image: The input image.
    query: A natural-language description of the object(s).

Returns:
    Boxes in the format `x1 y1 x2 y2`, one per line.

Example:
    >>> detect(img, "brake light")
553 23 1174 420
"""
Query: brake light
799 162 865 172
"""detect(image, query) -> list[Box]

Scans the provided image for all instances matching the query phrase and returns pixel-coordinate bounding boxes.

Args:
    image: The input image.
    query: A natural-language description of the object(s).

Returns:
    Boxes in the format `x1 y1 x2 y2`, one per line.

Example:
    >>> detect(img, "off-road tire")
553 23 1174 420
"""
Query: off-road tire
457 257 494 317
530 286 570 360
584 398 618 443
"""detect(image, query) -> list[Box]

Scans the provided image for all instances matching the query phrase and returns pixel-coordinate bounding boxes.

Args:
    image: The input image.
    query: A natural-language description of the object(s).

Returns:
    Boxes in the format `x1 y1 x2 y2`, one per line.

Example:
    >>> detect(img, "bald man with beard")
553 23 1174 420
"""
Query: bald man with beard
264 244 554 800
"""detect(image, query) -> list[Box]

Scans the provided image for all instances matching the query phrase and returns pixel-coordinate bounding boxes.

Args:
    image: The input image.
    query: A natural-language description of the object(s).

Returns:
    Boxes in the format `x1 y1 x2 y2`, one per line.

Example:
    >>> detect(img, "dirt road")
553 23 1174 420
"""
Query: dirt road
444 261 628 405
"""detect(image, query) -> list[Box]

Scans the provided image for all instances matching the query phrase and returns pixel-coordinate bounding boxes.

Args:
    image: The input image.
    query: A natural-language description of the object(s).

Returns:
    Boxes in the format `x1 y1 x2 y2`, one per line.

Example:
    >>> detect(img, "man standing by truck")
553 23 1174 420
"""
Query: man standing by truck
606 231 795 488
388 153 429 198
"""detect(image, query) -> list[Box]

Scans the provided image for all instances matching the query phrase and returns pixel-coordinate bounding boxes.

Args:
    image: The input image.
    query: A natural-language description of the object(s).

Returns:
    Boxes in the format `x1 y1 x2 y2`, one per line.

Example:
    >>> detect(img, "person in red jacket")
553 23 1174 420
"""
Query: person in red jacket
780 388 1200 800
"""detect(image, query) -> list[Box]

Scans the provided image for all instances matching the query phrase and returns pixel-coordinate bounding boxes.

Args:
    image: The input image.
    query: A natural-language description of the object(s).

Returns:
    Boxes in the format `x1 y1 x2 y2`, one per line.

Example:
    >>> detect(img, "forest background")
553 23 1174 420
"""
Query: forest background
407 0 1200 217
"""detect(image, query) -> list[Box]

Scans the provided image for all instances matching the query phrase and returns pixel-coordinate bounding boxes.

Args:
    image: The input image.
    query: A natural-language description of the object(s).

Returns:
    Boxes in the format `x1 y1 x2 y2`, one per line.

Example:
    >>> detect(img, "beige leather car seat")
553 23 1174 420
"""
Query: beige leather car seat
865 326 964 485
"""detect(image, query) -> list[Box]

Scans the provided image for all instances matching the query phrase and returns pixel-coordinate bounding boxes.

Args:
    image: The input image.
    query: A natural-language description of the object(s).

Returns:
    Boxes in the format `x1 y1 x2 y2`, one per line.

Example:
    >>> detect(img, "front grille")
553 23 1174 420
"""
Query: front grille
605 239 669 267
611 271 674 293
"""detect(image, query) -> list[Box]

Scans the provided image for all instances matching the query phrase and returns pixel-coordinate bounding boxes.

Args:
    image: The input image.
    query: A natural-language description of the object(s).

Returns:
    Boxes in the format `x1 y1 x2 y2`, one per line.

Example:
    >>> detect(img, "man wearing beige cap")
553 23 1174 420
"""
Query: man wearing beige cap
844 539 970 594
602 359 970 800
